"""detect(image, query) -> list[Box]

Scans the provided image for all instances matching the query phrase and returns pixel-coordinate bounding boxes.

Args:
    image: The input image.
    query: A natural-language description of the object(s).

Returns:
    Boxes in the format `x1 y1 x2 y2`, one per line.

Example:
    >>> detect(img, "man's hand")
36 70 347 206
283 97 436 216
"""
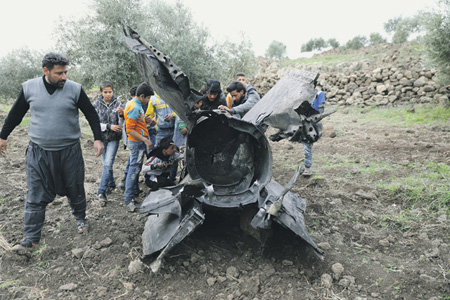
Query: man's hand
110 124 122 132
93 140 104 157
149 117 156 127
0 138 7 155
164 113 174 121
218 105 230 112
157 162 167 169
181 127 188 135
144 139 153 150
117 106 124 116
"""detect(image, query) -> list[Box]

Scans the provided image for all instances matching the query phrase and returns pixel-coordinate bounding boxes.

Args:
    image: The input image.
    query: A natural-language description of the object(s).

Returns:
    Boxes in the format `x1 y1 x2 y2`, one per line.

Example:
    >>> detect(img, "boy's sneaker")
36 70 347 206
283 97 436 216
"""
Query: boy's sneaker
123 200 140 213
77 219 89 234
97 193 107 206
302 168 313 177
11 239 39 252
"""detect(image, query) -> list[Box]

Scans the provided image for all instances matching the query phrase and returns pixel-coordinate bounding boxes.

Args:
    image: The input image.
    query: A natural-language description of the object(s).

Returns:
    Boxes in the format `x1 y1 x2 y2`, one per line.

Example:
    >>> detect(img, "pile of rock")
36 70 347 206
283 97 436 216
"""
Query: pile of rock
250 44 449 107
317 67 449 106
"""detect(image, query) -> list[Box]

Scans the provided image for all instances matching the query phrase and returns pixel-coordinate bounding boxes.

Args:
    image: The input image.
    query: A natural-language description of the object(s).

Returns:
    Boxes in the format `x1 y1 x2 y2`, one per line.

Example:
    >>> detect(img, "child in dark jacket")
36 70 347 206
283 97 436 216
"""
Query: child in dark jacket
142 136 183 191
93 81 124 205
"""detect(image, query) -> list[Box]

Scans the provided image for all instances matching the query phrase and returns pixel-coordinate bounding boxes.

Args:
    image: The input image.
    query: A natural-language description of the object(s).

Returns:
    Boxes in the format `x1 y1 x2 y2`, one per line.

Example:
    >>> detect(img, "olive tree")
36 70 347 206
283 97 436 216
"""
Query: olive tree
423 0 450 83
301 38 327 52
384 15 424 44
0 48 44 102
369 32 387 46
53 0 256 93
345 35 368 50
265 41 287 59
327 38 340 49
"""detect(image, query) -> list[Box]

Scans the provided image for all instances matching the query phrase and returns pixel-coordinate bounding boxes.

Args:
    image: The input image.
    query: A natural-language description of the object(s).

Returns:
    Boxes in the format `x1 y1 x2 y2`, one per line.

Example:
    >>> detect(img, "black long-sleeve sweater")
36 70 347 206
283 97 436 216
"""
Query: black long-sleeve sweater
0 76 102 141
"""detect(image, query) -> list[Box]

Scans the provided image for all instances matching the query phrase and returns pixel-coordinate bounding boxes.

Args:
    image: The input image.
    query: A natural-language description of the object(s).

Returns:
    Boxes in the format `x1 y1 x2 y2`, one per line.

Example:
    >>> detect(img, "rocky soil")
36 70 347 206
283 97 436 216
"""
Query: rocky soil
0 44 449 300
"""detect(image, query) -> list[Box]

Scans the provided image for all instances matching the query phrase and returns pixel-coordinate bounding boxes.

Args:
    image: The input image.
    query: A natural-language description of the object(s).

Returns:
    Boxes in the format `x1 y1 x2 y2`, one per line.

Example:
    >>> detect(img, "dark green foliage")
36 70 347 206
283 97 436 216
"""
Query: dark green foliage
0 48 44 101
327 38 340 49
52 0 256 93
345 35 368 50
423 0 450 83
265 41 287 59
301 37 327 52
369 32 387 46
384 14 424 44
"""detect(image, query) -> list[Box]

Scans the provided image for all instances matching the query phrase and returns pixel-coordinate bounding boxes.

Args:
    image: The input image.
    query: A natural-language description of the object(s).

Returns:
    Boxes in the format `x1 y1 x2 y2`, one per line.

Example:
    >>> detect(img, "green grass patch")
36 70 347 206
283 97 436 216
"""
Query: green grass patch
378 208 423 232
360 161 393 175
380 161 450 211
20 117 30 126
0 280 21 289
0 103 12 113
346 105 450 127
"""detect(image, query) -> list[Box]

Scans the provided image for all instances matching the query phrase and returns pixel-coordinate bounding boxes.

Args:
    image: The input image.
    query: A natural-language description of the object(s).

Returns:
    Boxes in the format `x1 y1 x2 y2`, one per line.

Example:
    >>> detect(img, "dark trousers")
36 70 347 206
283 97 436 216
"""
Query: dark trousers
144 173 174 191
24 141 86 243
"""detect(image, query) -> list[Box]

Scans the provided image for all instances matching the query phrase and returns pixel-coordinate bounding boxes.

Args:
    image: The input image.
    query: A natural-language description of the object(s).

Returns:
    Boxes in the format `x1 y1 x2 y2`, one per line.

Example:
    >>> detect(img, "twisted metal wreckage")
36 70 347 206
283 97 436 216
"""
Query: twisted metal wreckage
123 27 336 272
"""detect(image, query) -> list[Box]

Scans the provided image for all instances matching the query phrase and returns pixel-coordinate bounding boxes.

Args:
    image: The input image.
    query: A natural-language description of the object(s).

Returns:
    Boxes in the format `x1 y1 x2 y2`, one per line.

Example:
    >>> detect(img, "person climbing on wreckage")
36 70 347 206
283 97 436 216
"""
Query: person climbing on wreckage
198 79 227 110
218 81 260 118
0 52 104 252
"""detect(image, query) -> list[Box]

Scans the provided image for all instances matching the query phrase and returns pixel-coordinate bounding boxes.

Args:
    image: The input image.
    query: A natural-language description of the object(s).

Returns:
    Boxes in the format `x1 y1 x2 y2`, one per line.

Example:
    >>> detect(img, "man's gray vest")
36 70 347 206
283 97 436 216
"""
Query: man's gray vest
23 77 82 150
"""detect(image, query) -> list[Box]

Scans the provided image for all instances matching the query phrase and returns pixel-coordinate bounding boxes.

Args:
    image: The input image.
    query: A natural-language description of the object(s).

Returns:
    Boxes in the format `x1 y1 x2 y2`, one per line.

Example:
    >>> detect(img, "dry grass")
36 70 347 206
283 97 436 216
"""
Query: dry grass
0 234 12 251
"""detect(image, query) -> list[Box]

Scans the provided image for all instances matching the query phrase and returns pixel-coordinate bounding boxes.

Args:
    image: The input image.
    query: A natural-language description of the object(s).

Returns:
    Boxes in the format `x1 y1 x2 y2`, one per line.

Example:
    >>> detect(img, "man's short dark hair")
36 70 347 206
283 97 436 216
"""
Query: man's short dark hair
226 81 246 93
159 136 175 150
136 82 154 98
235 72 245 78
42 52 69 71
100 81 114 92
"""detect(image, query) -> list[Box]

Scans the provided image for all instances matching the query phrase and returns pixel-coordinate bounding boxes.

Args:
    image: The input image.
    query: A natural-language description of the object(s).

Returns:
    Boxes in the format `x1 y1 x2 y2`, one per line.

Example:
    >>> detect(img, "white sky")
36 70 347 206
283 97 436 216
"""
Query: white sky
0 0 437 59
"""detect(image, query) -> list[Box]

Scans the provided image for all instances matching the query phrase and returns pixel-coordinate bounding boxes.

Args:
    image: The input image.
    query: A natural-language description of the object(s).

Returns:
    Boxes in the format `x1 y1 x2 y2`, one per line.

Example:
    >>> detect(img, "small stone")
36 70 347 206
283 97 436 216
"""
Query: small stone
199 264 207 273
71 248 84 259
400 160 410 166
378 239 390 247
419 274 436 281
123 282 134 290
425 248 440 258
59 283 78 291
355 189 377 200
331 263 344 280
100 237 113 248
317 242 332 250
128 260 143 274
282 260 293 266
339 278 350 288
321 273 333 288
207 277 216 286
83 249 96 259
431 239 442 248
343 275 355 285
217 276 227 283
226 266 239 279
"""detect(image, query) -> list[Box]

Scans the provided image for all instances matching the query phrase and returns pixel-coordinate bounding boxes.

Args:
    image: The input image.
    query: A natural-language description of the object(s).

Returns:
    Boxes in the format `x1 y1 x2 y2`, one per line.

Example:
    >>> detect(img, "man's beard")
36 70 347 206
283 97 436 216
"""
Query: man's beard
48 77 66 88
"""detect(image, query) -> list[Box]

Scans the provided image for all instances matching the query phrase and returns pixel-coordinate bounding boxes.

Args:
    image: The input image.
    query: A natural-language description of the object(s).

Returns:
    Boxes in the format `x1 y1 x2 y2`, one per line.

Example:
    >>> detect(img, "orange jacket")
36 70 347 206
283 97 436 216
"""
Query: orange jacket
124 98 149 142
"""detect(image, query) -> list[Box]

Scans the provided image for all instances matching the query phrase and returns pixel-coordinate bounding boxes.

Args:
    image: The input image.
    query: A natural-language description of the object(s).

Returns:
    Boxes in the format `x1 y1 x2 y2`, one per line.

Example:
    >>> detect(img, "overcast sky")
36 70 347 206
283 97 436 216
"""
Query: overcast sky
0 0 437 59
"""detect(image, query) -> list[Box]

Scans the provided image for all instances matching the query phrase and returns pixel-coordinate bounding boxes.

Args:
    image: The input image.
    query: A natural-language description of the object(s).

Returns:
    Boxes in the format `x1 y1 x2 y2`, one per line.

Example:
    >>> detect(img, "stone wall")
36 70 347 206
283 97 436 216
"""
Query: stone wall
250 44 449 107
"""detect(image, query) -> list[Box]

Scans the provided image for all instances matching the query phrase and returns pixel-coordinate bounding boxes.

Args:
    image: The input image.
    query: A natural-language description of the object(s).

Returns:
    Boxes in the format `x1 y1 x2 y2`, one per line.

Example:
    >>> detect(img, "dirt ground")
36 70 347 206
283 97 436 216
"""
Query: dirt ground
0 105 449 300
